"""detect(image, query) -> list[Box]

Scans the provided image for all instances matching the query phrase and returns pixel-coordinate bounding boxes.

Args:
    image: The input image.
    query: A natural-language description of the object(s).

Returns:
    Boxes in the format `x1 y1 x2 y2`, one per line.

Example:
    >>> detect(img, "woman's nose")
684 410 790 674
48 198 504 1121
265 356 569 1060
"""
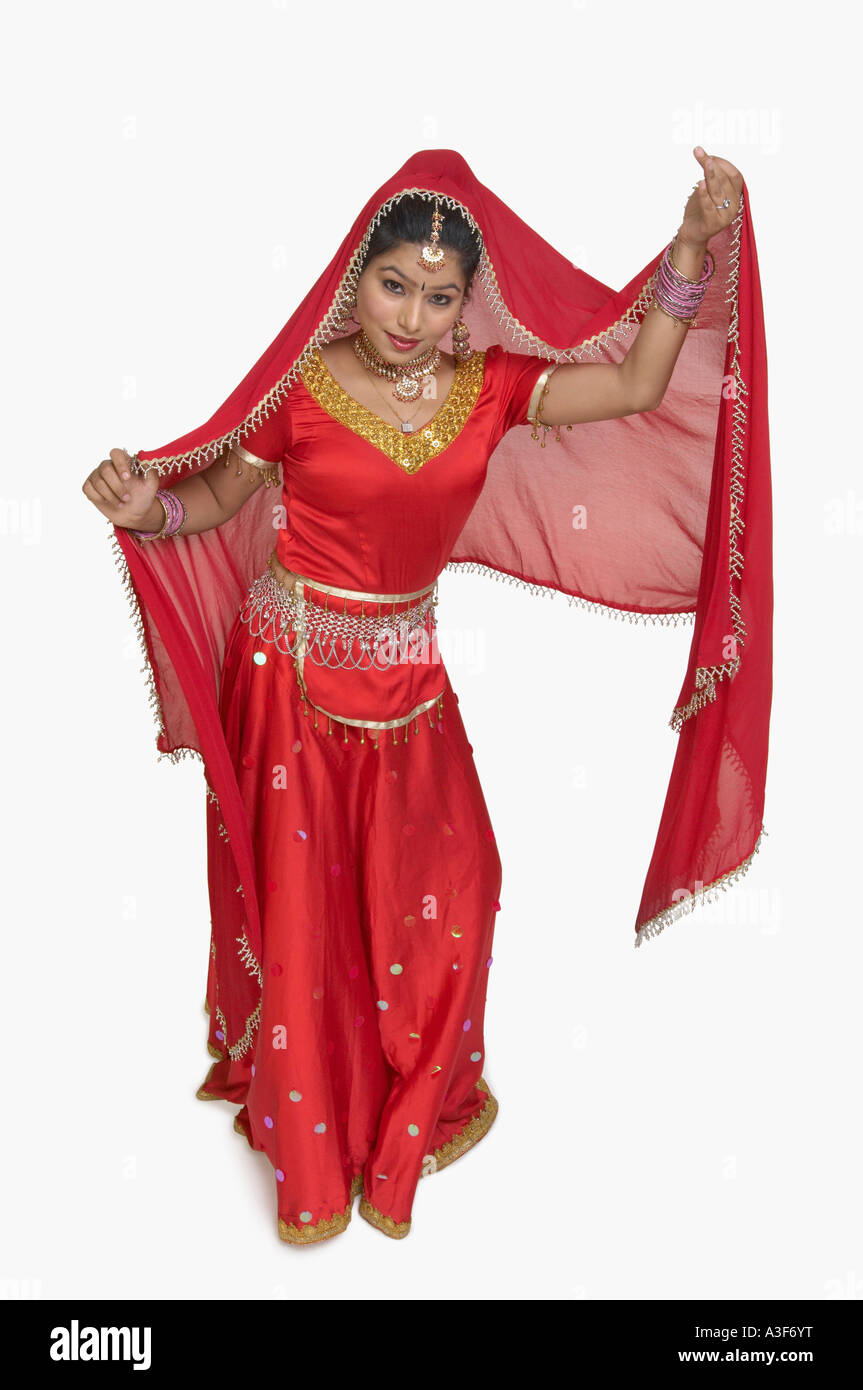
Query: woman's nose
397 297 423 334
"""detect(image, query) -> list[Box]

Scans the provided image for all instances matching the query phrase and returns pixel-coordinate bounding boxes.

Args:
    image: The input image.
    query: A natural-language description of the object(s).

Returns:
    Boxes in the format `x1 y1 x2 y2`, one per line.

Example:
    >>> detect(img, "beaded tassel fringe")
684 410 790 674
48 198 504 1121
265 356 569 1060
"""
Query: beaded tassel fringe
109 524 203 768
295 678 445 748
634 827 768 948
443 559 695 626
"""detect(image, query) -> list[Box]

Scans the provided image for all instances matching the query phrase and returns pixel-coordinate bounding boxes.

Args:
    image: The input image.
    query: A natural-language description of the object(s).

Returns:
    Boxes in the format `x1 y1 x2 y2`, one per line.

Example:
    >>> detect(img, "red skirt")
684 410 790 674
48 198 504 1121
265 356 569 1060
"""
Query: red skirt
198 566 503 1243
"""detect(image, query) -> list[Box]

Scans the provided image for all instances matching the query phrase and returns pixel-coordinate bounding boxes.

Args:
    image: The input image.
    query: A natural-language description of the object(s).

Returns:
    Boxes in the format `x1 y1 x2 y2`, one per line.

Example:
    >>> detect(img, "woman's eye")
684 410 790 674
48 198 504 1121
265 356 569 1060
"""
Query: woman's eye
382 279 451 307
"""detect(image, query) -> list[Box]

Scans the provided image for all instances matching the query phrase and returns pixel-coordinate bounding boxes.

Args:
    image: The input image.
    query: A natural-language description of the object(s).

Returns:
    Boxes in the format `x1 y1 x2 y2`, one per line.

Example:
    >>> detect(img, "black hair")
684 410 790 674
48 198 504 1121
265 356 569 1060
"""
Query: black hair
362 194 482 301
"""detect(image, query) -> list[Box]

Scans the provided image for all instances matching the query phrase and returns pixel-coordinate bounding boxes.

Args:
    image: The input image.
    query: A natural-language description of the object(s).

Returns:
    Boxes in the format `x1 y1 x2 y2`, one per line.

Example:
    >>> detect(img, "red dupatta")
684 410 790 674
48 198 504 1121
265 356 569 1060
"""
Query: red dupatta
108 147 772 953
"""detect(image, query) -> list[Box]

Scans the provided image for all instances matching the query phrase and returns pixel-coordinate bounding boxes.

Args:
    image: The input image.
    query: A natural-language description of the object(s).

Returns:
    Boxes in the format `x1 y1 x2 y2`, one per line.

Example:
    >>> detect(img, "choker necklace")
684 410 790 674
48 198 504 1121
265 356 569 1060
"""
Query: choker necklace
352 329 441 404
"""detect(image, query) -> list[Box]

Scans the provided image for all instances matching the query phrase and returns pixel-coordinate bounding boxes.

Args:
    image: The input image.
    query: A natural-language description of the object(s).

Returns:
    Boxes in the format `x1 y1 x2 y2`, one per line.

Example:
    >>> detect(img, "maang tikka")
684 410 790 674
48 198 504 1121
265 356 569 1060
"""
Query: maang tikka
417 198 447 272
418 196 473 361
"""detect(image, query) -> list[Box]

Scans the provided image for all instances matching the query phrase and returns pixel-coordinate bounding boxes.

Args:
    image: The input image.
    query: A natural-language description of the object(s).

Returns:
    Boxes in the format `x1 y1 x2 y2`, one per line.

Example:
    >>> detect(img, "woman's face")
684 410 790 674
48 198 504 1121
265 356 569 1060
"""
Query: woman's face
355 242 467 362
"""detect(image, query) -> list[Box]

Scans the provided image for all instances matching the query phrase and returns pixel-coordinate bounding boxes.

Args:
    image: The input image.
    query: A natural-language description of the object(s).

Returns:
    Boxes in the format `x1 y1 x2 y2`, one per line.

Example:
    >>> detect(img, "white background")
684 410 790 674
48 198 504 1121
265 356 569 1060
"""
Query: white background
2 0 860 1302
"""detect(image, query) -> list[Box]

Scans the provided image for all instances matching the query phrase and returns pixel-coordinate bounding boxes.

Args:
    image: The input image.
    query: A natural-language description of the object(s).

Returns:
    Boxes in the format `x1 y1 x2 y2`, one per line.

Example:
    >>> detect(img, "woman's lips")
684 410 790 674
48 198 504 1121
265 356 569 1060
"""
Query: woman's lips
387 332 420 351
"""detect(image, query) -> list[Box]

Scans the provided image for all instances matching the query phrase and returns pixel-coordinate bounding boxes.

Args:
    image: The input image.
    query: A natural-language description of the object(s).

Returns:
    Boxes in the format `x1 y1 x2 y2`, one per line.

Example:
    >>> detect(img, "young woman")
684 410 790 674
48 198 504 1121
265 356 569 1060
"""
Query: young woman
83 147 770 1245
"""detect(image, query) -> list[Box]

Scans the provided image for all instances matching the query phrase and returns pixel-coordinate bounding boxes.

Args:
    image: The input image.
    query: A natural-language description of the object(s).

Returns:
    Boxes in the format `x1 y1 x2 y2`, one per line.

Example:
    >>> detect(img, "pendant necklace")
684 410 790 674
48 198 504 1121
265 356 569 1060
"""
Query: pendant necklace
365 372 429 434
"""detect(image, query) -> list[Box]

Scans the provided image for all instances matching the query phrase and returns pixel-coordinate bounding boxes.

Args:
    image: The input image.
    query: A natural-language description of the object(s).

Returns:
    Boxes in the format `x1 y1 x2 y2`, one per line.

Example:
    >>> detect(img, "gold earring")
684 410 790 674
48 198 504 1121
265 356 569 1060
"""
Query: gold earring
451 316 473 362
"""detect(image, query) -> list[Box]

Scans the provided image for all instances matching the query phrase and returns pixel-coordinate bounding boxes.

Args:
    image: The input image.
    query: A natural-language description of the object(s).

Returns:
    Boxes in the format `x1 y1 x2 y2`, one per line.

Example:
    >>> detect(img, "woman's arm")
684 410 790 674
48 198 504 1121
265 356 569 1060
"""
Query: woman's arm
83 444 274 536
537 149 743 427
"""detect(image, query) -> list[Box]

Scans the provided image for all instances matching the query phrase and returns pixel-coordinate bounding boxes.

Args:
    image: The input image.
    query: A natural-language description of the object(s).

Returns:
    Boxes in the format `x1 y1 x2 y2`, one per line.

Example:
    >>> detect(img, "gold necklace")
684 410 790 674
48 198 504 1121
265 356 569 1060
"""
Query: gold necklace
352 329 441 404
365 373 429 434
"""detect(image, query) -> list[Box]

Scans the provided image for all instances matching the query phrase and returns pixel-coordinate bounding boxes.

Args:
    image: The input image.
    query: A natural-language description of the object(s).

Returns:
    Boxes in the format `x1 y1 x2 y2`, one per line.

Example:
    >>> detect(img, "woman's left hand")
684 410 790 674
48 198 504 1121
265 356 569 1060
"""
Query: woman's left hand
678 147 743 249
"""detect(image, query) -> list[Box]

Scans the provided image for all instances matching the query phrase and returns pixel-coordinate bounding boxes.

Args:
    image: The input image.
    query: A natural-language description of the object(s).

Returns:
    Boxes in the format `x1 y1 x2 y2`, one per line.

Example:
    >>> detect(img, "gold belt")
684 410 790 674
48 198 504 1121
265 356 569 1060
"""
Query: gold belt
262 551 444 738
267 551 438 606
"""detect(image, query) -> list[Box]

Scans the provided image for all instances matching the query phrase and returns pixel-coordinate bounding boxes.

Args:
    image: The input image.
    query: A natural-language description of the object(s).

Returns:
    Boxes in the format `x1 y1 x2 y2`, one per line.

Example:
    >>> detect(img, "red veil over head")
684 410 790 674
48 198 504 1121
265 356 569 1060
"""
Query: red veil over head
110 147 772 953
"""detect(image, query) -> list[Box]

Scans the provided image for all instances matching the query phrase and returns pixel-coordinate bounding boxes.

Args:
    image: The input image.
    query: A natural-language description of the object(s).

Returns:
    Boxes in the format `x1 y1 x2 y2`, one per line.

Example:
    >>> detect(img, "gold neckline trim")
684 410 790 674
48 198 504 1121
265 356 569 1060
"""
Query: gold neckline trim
299 345 486 473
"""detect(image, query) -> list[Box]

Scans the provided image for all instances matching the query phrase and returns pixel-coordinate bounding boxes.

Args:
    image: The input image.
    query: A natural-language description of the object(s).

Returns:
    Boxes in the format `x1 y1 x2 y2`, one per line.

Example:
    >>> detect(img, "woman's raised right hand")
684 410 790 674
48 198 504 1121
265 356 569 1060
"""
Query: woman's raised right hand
82 448 162 529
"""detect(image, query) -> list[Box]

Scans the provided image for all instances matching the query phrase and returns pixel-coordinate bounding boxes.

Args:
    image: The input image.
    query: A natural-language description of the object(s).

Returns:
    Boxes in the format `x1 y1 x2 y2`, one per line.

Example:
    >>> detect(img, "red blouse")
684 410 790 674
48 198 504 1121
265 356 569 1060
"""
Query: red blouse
236 343 549 594
231 343 549 727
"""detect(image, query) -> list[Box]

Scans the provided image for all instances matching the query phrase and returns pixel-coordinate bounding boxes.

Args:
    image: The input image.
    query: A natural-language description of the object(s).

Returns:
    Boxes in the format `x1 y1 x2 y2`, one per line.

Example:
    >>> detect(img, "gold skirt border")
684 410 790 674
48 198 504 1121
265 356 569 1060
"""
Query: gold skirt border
225 1078 499 1245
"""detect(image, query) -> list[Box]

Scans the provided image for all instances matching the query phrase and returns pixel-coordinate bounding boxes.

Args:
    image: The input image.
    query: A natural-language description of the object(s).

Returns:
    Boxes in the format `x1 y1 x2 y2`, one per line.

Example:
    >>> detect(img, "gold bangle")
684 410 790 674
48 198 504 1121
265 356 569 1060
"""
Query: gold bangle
526 365 553 427
529 378 552 444
136 494 171 542
652 298 697 329
669 236 715 284
528 370 572 446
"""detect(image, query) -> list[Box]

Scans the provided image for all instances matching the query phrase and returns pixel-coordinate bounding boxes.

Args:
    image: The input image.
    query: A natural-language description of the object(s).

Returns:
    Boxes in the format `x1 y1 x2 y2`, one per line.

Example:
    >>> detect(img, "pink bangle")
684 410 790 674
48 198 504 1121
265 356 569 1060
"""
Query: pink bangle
131 488 186 542
653 240 714 326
